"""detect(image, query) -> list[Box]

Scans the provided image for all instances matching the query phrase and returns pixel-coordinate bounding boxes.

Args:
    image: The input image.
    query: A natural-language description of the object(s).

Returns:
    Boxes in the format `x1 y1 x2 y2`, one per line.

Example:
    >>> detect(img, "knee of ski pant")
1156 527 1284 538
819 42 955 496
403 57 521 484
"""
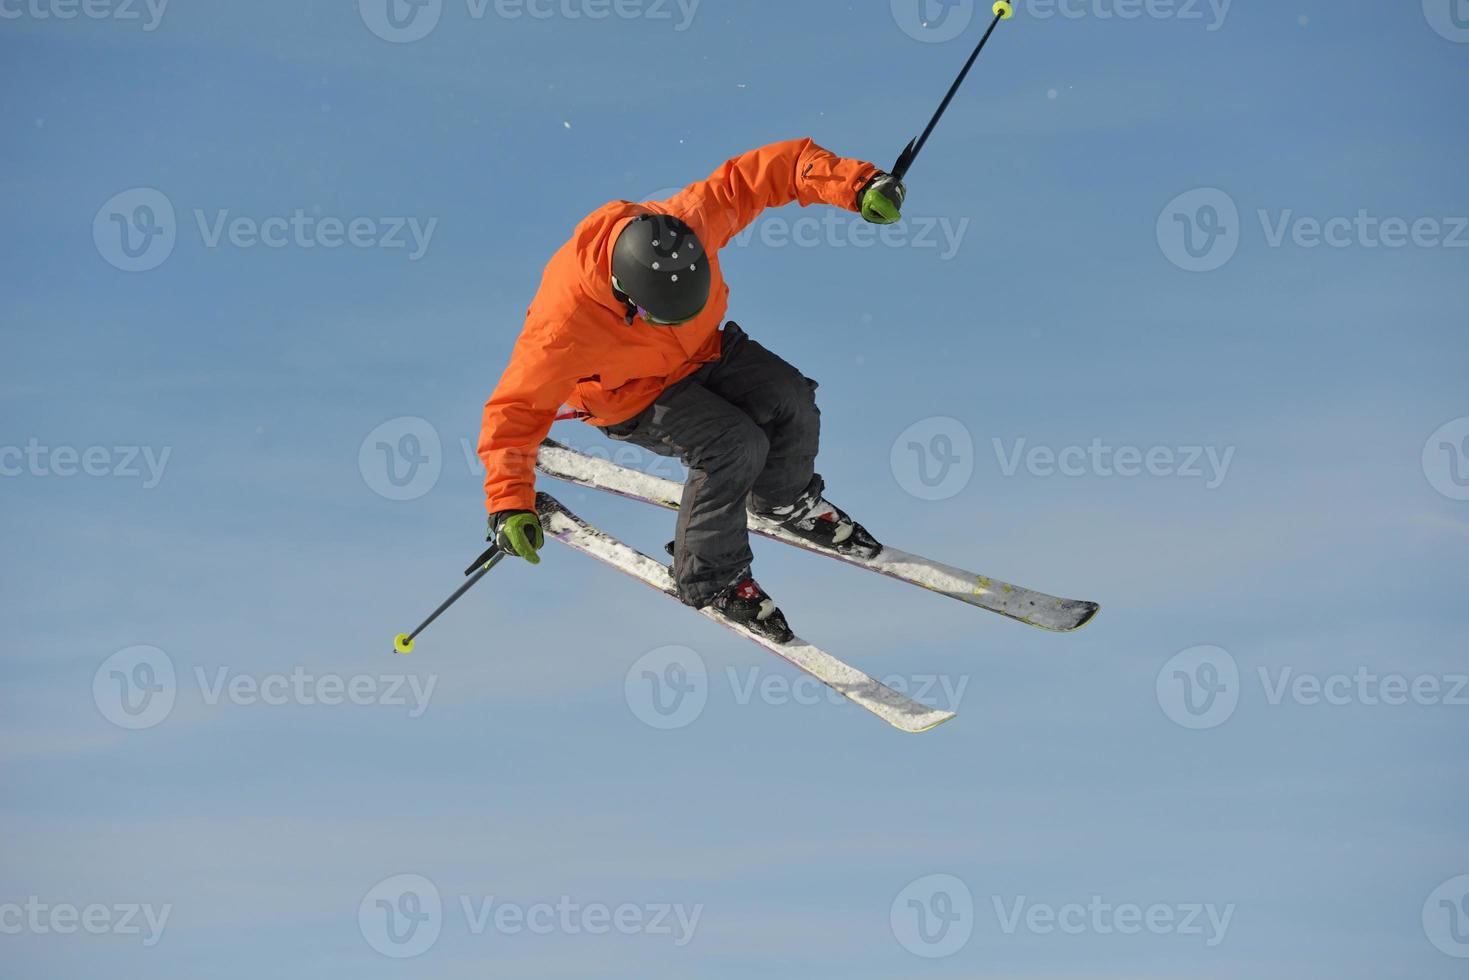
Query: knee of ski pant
774 373 821 429
693 418 769 483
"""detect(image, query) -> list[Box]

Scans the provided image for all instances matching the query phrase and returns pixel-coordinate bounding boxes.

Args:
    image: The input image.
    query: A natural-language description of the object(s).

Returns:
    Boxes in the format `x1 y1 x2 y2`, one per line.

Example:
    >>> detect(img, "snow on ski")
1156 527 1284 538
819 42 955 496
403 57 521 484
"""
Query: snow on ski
535 493 956 734
537 439 1099 633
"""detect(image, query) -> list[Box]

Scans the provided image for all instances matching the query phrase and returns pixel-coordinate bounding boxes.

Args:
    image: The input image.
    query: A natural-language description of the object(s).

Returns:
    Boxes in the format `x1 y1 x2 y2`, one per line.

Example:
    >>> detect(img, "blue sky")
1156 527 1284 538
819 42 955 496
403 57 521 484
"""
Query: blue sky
2 1 1467 977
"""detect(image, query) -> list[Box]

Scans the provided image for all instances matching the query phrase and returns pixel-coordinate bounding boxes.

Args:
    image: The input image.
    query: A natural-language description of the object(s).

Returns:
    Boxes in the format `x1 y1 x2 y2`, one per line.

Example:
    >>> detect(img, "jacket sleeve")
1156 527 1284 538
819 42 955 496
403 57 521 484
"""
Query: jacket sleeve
478 321 583 514
670 138 879 251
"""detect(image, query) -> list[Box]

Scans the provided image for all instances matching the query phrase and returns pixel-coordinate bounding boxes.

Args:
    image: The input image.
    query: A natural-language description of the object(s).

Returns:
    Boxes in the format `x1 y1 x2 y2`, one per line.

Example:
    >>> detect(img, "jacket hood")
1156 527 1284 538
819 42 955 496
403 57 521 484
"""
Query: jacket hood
572 202 649 317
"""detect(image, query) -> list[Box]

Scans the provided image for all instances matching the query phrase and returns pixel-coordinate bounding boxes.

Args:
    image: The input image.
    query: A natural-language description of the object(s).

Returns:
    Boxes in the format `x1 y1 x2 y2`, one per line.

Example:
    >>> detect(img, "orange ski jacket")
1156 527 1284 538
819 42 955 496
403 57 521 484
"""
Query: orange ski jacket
477 138 879 515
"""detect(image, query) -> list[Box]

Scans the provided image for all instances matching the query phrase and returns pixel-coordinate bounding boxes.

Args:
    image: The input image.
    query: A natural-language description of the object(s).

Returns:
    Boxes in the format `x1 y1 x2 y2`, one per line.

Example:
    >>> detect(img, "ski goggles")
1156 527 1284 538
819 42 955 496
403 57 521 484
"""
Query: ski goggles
641 309 699 326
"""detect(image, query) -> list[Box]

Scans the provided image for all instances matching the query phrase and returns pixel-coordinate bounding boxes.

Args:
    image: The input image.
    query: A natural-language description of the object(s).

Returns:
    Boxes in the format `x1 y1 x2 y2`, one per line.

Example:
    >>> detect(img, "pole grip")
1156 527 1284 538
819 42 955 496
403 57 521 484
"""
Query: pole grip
464 543 501 577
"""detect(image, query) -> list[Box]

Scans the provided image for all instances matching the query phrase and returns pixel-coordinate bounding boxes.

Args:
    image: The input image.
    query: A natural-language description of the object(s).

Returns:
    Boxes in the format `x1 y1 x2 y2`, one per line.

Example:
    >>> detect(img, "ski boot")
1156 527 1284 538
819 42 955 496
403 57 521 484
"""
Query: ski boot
664 544 796 644
706 571 795 645
756 477 882 560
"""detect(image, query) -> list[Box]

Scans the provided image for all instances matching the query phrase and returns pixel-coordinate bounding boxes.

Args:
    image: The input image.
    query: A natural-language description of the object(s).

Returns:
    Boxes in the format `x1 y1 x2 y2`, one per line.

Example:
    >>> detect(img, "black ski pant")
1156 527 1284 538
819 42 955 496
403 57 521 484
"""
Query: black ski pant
602 323 821 607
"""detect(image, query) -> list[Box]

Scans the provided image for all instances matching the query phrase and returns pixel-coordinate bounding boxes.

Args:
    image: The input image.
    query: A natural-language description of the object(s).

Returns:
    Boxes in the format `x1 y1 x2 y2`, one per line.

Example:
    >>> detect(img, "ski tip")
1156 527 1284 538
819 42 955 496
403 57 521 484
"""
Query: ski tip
1060 602 1101 633
1023 601 1101 633
902 709 958 734
393 633 415 655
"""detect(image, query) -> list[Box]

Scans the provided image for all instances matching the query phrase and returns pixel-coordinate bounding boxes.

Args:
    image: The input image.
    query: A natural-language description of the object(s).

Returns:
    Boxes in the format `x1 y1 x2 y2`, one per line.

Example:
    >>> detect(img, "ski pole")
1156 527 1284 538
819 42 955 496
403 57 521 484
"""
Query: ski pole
891 0 1015 182
393 544 506 654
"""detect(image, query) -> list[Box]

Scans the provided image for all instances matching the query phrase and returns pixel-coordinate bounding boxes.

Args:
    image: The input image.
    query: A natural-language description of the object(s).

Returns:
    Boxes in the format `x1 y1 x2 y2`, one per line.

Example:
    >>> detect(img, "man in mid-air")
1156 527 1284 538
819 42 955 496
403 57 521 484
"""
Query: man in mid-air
477 138 906 642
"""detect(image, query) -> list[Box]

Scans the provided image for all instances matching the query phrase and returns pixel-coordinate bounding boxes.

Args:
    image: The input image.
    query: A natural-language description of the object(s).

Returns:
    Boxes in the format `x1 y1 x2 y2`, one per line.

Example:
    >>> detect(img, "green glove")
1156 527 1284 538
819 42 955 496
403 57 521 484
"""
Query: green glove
489 509 544 564
859 172 907 225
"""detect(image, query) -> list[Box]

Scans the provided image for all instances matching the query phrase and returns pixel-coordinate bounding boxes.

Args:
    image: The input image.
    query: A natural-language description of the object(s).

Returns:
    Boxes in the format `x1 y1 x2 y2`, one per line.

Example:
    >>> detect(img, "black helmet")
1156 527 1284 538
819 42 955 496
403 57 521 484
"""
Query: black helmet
611 213 710 325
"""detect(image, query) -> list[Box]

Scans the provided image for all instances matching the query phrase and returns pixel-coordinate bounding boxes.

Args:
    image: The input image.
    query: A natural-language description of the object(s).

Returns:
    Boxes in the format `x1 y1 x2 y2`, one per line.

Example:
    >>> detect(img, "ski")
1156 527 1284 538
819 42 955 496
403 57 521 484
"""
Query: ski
535 493 956 734
537 439 1099 633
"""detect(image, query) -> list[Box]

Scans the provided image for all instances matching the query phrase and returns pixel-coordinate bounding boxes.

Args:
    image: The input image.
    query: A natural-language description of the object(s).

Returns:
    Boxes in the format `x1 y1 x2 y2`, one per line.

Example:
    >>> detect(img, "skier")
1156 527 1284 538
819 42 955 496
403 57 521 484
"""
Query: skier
477 138 907 643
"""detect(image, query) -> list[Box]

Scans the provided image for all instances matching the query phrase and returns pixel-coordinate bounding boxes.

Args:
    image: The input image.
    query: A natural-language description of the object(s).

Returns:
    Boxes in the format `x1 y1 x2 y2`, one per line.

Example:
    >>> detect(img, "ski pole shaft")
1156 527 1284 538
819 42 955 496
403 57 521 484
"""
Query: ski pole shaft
892 1 1014 181
394 546 506 654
